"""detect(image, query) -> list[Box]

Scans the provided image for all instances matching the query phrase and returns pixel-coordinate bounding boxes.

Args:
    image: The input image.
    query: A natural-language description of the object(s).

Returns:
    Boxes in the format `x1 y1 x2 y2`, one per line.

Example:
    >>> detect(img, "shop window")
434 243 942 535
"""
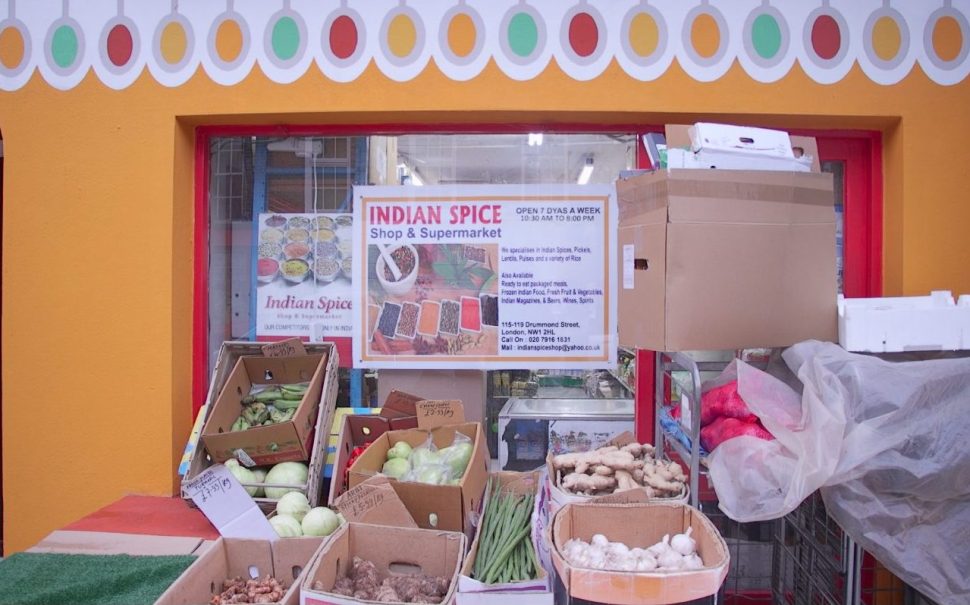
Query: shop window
199 131 637 413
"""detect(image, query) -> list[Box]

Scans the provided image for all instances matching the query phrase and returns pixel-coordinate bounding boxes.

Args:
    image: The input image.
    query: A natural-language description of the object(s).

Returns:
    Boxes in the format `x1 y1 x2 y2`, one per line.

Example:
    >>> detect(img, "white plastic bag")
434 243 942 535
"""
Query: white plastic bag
708 340 970 605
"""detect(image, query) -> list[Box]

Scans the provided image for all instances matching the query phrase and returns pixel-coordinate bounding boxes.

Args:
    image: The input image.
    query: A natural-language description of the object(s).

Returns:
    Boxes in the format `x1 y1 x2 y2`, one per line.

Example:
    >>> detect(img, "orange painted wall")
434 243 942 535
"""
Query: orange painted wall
1 56 970 552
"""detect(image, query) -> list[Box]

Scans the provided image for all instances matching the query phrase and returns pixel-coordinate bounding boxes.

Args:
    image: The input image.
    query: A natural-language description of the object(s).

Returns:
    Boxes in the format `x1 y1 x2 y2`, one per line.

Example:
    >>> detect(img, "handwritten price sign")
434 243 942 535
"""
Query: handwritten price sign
416 400 464 428
185 464 278 540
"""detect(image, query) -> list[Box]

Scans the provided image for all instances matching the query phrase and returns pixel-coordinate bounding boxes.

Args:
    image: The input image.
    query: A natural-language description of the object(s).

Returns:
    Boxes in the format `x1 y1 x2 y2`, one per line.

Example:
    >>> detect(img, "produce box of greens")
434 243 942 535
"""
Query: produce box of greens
457 471 552 605
202 353 328 466
302 522 466 605
551 501 729 605
347 400 488 536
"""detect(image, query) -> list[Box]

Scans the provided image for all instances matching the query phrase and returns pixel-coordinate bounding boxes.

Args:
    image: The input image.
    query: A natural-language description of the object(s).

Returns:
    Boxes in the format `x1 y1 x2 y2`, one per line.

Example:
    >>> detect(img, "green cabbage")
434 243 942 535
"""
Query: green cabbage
264 461 309 499
269 514 303 538
302 507 341 537
276 492 311 522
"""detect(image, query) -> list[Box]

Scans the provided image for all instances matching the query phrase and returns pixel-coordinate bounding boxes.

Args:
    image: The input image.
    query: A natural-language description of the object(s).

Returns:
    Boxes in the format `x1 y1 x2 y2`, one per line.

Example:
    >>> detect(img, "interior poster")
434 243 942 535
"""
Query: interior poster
352 185 617 369
254 213 353 359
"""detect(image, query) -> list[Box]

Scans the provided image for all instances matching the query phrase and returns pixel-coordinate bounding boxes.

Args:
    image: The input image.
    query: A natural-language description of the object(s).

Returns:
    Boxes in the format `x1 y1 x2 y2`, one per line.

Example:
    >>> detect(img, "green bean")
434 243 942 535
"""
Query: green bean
482 526 530 584
473 486 503 578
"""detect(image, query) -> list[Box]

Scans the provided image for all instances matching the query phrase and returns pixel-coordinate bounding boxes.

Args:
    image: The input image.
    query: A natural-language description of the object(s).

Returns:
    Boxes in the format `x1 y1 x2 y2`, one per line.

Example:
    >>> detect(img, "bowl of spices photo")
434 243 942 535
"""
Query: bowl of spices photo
375 243 419 297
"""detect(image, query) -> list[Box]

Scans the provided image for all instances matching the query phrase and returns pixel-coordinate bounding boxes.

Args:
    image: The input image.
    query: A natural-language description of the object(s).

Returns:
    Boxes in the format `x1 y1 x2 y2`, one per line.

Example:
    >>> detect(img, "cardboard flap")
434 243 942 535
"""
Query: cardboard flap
416 400 465 429
334 476 418 528
591 488 653 505
382 390 422 418
605 431 638 448
261 337 307 358
665 124 691 149
790 135 821 173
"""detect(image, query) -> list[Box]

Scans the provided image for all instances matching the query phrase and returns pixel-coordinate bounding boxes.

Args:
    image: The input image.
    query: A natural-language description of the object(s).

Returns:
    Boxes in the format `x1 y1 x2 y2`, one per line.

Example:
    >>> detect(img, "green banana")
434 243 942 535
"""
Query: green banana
241 395 256 405
279 390 304 401
281 383 308 394
269 407 288 424
242 402 269 425
262 419 273 426
272 398 301 411
231 416 251 432
252 388 283 403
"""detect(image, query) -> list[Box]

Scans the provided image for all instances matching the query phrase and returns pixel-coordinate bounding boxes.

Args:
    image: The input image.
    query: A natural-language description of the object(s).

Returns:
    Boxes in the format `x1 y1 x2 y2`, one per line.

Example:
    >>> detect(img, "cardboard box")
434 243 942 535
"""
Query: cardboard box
544 432 688 516
347 401 489 535
182 342 339 513
155 537 326 605
551 501 730 605
617 166 837 351
327 390 422 504
331 476 418 529
300 523 466 605
202 353 328 465
457 471 552 605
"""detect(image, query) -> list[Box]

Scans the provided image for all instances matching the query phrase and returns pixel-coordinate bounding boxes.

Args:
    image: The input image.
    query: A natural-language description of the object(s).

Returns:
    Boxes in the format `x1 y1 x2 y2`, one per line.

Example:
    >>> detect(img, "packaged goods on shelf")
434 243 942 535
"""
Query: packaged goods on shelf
551 501 729 605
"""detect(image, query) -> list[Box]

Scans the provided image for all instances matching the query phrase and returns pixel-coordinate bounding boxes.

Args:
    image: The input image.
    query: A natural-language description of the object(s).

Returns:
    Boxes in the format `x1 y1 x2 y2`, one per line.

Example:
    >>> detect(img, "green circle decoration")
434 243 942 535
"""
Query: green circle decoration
752 13 782 59
52 24 78 68
271 16 300 61
508 12 538 58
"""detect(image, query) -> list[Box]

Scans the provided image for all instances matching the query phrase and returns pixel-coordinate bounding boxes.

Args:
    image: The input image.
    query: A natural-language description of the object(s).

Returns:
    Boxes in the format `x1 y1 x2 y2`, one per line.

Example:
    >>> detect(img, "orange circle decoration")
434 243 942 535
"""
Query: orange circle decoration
380 4 425 67
629 12 659 58
873 17 900 61
216 19 244 63
160 21 187 65
690 13 719 59
934 16 962 62
388 14 416 58
447 12 475 58
682 3 729 69
0 25 25 70
924 6 969 70
438 3 485 68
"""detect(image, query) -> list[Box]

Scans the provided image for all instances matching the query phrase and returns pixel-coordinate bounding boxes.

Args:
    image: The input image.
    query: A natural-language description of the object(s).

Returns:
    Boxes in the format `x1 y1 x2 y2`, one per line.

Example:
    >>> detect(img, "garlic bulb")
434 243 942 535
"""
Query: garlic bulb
683 553 704 570
657 549 684 569
591 533 609 547
670 527 696 556
648 534 671 557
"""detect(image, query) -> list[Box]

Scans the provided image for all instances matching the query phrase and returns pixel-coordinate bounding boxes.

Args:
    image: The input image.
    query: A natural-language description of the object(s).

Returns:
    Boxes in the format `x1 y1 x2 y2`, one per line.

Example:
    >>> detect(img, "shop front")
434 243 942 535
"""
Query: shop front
1 2 970 602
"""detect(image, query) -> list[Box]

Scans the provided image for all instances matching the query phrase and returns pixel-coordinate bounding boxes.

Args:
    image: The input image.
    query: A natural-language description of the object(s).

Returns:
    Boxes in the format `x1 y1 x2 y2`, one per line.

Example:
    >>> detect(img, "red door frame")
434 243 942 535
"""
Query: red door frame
193 125 884 426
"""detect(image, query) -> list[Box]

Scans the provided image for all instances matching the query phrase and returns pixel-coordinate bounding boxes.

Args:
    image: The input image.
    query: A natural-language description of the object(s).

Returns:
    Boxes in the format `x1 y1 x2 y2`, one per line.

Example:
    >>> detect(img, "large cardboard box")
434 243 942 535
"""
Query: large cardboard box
202 353 329 465
551 501 729 605
617 167 837 351
154 537 325 605
300 523 466 605
347 401 489 535
182 342 339 513
327 390 422 504
457 471 552 605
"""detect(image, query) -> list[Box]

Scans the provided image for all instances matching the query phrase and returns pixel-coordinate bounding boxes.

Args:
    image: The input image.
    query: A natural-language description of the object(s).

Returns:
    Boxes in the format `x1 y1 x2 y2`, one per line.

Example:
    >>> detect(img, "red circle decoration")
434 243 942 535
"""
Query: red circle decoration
107 23 133 66
811 15 841 60
329 15 358 60
568 12 598 57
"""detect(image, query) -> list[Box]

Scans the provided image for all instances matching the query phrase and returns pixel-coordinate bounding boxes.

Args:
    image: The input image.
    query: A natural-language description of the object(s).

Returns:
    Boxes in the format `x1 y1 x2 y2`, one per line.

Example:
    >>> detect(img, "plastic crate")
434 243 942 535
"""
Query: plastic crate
838 291 970 353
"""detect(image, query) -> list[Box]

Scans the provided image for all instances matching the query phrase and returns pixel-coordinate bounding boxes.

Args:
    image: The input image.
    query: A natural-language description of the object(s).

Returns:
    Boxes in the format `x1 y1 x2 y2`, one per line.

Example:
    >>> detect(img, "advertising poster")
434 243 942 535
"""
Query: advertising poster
352 185 617 369
254 213 354 360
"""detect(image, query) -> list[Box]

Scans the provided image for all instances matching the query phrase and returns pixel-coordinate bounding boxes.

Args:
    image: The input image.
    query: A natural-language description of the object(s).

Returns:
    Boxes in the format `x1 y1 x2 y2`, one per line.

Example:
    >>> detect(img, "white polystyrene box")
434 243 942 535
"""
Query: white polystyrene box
837 291 970 353
689 123 795 159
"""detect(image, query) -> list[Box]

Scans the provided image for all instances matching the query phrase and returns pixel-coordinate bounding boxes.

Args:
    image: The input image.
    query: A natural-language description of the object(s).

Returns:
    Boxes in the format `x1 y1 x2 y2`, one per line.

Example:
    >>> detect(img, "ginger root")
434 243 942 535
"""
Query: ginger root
614 469 638 491
562 472 616 495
